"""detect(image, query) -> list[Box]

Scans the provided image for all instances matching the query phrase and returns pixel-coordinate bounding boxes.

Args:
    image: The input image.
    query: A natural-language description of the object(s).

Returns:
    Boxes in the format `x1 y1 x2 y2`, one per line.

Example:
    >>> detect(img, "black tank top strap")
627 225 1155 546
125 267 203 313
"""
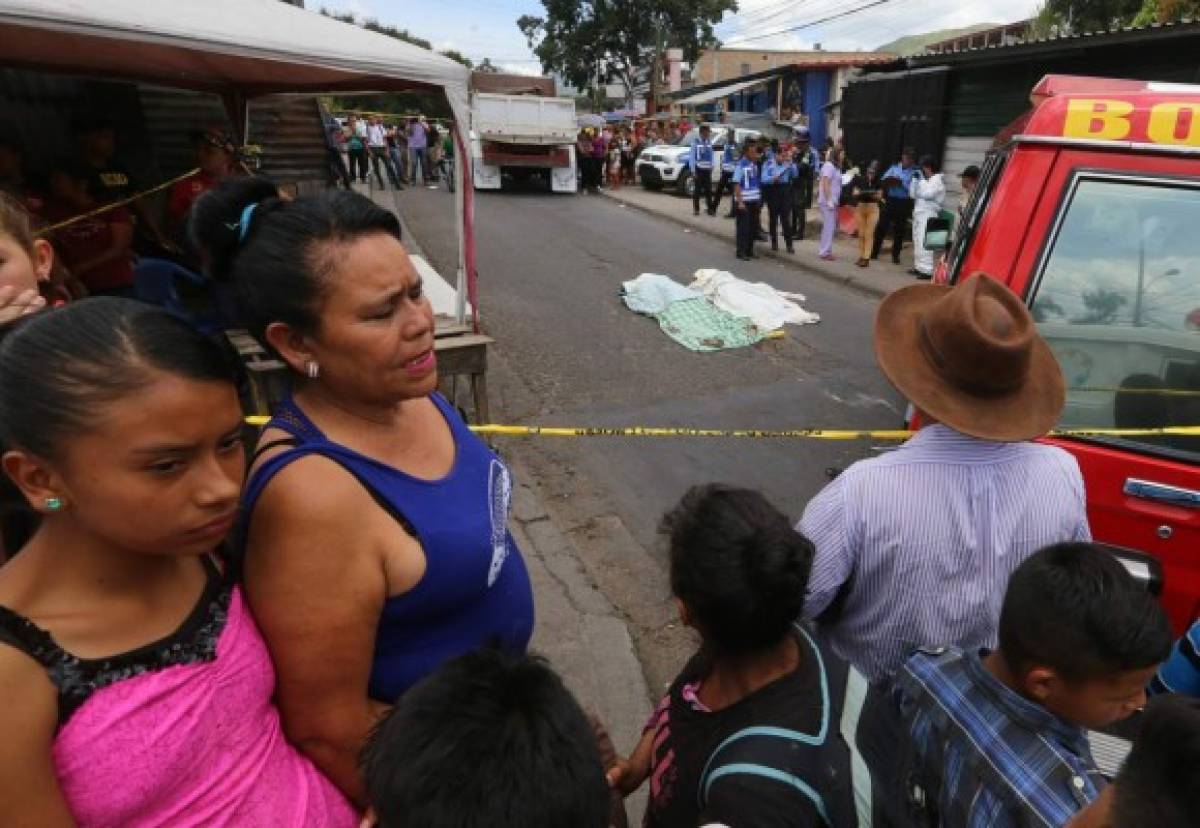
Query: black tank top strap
250 437 302 464
0 603 71 673
0 561 231 729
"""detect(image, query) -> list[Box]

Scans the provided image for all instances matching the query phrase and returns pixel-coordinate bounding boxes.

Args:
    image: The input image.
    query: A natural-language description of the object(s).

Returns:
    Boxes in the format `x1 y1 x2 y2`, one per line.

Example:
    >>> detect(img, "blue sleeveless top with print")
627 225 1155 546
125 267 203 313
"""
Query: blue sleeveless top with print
239 393 534 703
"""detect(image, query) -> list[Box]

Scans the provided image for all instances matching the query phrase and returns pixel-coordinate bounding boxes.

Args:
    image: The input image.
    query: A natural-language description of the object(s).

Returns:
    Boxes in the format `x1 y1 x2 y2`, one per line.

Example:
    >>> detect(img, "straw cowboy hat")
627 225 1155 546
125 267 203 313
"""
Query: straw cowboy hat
874 274 1065 442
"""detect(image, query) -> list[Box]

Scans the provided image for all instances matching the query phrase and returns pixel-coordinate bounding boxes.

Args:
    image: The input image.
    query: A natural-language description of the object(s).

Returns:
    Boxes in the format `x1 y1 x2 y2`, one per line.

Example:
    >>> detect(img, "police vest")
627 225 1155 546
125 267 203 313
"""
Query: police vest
721 148 736 173
737 161 761 201
694 141 714 168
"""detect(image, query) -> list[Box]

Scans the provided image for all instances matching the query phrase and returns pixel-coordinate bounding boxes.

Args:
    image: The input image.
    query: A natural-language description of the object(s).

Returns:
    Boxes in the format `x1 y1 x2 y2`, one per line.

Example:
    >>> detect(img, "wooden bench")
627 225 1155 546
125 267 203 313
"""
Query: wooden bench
224 329 289 416
435 329 493 424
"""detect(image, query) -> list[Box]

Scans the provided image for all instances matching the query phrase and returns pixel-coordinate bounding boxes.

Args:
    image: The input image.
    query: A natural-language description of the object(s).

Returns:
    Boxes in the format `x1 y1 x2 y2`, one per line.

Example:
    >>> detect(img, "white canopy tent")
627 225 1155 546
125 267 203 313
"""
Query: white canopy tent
0 0 477 324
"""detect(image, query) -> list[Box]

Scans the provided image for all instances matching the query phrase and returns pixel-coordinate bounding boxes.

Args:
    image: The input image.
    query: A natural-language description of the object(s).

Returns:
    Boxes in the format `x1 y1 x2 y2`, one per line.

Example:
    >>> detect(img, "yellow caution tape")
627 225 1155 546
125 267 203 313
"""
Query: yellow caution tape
37 168 201 236
241 416 1200 440
1071 386 1200 397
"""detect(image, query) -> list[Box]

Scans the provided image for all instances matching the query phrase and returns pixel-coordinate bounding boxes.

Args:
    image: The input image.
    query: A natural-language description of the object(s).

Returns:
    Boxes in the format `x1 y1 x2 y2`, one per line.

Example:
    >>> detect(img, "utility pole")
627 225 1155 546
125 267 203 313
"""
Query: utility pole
650 15 664 115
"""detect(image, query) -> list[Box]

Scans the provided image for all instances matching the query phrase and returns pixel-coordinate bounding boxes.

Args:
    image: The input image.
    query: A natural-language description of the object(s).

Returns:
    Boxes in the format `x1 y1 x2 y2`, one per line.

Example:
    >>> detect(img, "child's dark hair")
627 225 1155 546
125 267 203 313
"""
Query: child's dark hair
361 648 609 828
188 176 401 347
0 298 237 460
998 543 1172 682
663 484 813 654
1110 696 1200 828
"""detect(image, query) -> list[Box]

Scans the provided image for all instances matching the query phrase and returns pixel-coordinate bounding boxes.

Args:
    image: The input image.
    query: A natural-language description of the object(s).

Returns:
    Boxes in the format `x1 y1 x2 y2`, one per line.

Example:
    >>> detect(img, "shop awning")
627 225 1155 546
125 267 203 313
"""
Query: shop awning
675 78 765 106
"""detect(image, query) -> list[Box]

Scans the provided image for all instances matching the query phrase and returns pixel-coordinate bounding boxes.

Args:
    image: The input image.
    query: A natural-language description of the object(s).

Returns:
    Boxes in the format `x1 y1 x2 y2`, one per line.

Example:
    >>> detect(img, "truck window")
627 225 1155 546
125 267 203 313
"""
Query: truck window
1029 175 1200 461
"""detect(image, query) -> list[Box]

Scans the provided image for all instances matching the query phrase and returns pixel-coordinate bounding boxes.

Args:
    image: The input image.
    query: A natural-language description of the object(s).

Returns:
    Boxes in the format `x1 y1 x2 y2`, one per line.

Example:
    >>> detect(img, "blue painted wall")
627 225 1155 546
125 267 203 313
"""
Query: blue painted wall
803 72 830 148
718 70 832 146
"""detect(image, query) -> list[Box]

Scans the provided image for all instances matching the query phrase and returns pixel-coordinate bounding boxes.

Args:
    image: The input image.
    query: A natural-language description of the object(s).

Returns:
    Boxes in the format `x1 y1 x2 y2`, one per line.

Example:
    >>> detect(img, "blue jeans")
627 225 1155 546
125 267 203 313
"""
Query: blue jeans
410 147 427 184
389 147 407 184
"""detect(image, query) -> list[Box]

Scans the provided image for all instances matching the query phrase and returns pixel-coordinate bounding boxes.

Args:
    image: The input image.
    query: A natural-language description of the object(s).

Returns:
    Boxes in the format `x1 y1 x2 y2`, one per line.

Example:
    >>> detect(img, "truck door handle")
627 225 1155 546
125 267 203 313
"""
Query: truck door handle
1123 478 1200 509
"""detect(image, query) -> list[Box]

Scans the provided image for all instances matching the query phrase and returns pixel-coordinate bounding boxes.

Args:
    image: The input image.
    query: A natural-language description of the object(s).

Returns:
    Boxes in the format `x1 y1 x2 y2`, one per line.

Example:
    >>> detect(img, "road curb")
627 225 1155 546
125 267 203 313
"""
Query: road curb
600 190 890 300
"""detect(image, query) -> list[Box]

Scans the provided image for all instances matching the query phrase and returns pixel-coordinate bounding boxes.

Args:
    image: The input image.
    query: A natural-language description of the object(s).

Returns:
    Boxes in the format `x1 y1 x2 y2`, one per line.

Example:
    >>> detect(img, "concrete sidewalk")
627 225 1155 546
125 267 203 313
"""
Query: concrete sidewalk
600 185 917 299
511 477 652 823
379 179 654 822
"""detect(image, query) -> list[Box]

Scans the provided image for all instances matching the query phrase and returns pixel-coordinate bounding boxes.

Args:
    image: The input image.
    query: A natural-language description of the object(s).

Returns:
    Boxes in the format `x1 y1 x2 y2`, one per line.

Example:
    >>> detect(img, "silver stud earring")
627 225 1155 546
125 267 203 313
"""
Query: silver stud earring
305 361 320 379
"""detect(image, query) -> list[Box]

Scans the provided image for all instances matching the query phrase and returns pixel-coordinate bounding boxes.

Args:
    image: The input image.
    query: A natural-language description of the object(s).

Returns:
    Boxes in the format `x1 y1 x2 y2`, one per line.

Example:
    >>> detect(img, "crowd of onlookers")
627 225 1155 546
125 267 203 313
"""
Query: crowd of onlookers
324 111 454 192
0 112 1199 828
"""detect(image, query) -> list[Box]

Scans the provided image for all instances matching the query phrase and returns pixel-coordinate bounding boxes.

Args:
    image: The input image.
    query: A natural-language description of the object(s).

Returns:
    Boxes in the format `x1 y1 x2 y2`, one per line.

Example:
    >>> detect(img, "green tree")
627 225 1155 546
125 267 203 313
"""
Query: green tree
476 58 501 73
1072 288 1128 325
1043 0 1144 32
1132 0 1200 24
319 8 433 49
517 0 737 105
439 49 474 69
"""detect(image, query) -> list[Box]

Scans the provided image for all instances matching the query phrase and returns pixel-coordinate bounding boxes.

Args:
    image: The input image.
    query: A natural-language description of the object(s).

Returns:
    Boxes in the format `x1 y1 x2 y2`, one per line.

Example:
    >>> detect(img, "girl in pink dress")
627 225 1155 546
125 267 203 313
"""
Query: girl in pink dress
0 299 357 827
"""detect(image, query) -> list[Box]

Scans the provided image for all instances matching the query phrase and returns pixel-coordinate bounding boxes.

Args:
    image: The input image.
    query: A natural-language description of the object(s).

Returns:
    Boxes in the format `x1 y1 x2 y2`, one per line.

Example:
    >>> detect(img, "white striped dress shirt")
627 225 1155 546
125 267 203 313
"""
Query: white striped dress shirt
799 424 1091 683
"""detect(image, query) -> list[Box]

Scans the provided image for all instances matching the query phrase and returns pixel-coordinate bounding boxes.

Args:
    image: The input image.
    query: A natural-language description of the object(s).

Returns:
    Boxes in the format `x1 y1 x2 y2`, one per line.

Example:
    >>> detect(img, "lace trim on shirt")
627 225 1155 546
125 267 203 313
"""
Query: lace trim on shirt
0 567 232 728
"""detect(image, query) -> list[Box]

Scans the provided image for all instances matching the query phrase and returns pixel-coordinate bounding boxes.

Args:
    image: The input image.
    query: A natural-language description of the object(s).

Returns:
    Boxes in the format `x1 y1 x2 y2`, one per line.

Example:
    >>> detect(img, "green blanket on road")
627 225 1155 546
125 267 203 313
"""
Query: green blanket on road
656 296 763 352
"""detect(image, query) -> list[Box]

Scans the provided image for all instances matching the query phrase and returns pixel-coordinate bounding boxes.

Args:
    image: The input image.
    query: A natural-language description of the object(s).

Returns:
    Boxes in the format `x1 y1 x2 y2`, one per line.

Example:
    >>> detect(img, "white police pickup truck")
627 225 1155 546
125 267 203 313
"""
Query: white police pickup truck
636 126 762 198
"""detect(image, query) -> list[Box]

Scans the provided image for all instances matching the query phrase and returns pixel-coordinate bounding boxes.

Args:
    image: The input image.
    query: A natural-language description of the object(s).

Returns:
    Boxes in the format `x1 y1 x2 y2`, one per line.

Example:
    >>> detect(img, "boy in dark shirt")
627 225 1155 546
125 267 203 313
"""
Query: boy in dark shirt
610 485 855 828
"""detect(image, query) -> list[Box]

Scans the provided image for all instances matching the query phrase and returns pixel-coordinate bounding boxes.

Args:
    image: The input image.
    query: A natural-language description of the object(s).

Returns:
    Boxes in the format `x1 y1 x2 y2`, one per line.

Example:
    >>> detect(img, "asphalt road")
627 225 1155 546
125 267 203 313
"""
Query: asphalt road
395 181 902 559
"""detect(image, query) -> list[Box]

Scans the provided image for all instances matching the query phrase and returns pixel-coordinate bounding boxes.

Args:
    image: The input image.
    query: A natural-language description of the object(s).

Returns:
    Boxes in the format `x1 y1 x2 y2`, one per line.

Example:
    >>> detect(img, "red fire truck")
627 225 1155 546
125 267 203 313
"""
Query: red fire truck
933 75 1200 631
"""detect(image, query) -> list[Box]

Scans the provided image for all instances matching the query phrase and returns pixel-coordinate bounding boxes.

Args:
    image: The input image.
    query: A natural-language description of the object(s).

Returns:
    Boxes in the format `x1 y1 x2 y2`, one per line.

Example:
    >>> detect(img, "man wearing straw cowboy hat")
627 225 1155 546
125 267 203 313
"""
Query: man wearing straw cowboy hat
798 275 1091 683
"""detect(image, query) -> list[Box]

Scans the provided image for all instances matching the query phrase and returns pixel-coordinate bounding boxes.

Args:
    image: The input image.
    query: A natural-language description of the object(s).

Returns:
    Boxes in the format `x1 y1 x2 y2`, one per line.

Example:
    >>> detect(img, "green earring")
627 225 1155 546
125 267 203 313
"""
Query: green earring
45 497 63 512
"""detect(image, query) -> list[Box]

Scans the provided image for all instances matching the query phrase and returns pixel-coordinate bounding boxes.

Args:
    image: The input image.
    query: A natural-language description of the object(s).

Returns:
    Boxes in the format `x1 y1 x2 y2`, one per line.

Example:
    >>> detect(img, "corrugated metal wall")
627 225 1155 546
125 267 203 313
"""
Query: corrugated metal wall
841 68 949 170
140 88 327 184
940 135 993 214
1 67 329 191
0 69 158 185
138 86 230 177
943 36 1200 137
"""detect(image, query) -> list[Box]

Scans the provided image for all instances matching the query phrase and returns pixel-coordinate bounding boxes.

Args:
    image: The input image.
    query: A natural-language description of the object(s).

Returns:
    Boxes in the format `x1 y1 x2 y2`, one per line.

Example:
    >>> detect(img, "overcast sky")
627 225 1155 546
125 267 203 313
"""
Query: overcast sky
315 0 1042 73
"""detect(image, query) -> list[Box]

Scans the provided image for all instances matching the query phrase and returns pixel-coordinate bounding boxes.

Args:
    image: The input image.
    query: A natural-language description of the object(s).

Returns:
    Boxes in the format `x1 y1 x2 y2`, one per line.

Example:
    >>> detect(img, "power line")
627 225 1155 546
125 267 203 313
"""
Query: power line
725 0 820 32
723 0 897 45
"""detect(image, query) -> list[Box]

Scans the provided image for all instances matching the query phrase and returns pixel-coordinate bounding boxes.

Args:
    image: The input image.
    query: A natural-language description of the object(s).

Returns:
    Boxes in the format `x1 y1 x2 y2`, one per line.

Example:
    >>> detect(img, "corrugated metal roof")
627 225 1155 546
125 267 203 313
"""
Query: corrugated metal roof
911 17 1200 64
706 48 896 65
668 53 896 101
675 77 765 105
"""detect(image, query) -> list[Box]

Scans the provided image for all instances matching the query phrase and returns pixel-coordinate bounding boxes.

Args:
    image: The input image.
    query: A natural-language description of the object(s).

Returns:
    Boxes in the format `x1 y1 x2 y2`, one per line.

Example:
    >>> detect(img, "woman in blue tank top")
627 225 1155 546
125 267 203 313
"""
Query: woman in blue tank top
190 177 534 806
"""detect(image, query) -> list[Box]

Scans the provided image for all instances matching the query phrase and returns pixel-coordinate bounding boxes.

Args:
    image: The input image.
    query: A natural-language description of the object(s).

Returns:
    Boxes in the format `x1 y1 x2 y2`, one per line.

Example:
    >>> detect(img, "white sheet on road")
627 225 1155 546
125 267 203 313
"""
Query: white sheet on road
621 273 699 316
688 269 821 330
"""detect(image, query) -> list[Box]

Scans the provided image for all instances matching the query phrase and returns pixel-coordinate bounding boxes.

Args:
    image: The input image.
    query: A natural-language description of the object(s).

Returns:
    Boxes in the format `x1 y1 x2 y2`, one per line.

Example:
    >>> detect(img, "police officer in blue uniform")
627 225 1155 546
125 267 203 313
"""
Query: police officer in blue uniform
688 124 717 216
714 128 738 218
872 146 920 264
790 126 821 241
734 140 763 261
763 144 798 254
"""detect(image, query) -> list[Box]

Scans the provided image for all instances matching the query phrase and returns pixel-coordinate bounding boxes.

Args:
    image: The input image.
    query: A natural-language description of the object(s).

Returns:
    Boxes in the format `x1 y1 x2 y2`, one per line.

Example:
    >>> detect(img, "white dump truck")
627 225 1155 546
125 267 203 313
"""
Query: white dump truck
469 73 577 193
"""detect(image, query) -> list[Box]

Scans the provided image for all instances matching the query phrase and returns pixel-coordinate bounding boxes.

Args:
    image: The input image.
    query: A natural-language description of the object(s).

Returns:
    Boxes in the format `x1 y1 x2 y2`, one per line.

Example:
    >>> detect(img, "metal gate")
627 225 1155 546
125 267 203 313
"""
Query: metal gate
840 66 948 168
